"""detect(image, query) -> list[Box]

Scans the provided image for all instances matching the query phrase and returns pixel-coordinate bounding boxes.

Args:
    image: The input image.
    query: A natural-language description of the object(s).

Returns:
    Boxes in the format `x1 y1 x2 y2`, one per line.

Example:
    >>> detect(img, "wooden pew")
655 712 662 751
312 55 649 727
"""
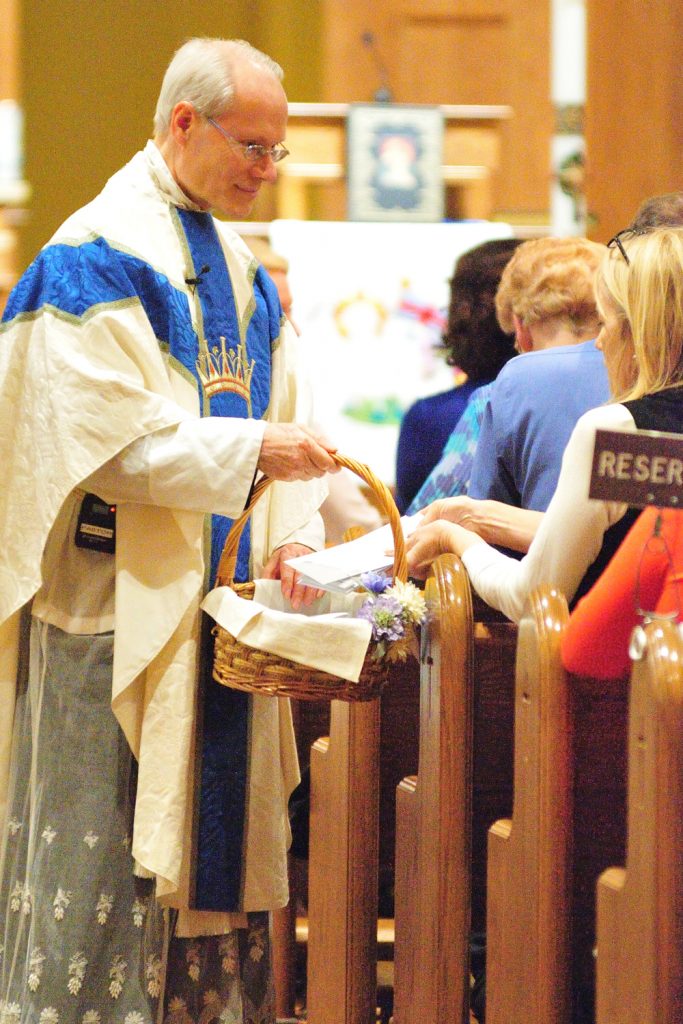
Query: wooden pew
596 617 683 1024
392 554 517 1024
272 515 420 1023
306 695 381 1024
486 585 573 1023
301 657 420 1024
486 585 629 1024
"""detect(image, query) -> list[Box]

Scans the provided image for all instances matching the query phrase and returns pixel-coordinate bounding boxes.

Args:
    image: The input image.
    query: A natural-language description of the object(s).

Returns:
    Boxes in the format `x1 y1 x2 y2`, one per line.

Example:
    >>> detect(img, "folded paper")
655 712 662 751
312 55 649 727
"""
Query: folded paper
285 513 423 592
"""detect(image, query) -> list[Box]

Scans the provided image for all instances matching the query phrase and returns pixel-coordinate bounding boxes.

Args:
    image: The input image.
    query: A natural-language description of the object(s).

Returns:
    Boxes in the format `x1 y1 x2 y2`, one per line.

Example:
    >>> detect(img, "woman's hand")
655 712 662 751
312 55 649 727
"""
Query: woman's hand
416 495 480 529
415 495 543 554
405 518 483 579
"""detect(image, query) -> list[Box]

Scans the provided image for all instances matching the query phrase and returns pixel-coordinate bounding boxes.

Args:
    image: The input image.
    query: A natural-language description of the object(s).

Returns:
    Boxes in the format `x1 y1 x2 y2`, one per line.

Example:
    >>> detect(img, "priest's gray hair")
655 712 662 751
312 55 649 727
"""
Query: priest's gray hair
153 38 283 135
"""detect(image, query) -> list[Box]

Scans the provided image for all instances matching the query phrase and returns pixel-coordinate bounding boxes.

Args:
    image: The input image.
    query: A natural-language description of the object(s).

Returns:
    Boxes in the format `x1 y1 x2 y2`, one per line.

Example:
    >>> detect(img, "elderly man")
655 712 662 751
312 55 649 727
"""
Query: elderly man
0 38 335 1023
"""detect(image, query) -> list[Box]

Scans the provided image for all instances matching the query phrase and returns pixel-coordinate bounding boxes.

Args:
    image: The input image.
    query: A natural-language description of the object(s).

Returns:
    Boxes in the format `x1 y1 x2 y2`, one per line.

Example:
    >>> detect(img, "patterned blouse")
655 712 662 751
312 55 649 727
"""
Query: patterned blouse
407 383 493 513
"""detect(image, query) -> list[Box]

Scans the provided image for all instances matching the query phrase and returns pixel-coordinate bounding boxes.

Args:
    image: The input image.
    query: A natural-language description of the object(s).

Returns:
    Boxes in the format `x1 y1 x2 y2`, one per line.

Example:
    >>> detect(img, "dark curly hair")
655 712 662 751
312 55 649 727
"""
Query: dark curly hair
439 237 523 382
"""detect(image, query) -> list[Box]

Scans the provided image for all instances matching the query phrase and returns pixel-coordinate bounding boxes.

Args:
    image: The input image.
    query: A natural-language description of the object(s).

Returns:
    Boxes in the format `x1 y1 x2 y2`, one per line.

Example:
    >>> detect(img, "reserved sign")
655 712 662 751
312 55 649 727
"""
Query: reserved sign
590 428 683 507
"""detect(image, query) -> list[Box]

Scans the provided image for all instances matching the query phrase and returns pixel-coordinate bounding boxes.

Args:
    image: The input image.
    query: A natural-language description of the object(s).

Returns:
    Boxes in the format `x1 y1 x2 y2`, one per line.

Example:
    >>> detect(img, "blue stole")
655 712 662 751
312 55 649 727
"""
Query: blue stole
3 205 283 912
174 209 280 911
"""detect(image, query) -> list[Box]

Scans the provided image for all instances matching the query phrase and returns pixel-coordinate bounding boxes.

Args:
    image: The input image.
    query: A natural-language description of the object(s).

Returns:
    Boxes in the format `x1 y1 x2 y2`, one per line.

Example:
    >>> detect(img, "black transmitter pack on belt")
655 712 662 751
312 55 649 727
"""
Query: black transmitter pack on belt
75 493 116 554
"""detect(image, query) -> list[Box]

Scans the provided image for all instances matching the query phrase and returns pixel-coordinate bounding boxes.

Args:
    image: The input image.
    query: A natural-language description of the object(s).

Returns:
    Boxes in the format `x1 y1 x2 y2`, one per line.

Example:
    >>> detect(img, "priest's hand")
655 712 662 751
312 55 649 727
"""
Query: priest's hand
258 424 339 481
262 543 325 610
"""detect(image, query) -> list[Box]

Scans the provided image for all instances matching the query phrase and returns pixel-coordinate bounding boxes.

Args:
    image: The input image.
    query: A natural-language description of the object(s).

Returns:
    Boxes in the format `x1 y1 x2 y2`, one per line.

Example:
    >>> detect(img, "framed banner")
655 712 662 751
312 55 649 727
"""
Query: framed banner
346 103 445 222
268 220 514 485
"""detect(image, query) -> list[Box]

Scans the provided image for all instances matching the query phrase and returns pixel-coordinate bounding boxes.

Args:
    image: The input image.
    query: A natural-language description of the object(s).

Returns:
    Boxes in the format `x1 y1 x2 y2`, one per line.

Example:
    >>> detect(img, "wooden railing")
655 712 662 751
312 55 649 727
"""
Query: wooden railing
485 585 631 1023
393 555 517 1024
486 586 574 1023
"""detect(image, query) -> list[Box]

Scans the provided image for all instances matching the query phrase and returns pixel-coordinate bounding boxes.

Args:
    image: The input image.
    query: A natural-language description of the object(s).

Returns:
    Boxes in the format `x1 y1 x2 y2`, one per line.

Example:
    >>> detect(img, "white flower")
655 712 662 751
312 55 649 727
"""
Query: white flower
124 1013 145 1024
21 887 32 916
146 954 162 999
68 953 87 995
41 826 57 845
131 898 146 928
186 945 201 983
7 819 22 836
221 950 237 975
28 947 46 991
385 579 427 625
96 893 113 925
8 882 24 913
9 882 32 916
247 921 267 964
53 889 72 921
83 832 99 849
39 1010 59 1024
2 1003 21 1023
81 1013 101 1024
108 955 127 999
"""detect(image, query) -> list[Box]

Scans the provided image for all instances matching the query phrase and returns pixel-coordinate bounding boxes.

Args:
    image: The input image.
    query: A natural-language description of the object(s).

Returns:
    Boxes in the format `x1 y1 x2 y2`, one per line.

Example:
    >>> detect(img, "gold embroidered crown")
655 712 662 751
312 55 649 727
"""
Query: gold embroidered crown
196 335 255 403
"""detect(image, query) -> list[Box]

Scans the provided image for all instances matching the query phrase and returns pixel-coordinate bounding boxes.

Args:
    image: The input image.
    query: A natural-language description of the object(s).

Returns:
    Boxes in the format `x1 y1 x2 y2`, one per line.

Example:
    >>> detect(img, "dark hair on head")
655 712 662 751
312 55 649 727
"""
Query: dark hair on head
439 237 523 381
631 192 683 231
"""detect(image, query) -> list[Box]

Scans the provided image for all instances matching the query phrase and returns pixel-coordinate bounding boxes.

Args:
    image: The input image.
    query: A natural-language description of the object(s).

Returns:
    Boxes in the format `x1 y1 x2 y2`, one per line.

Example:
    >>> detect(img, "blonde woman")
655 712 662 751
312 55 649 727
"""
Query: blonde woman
406 226 683 621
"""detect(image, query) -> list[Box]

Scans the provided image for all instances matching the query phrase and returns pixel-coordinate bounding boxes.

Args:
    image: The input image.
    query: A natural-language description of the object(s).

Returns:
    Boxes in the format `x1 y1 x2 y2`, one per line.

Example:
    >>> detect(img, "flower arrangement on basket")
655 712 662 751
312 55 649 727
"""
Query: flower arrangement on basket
357 571 427 663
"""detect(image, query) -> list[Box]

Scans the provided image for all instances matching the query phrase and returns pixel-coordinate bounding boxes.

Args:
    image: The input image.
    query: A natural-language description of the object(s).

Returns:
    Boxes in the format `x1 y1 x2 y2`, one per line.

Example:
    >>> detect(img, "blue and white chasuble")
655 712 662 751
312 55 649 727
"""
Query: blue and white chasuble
0 143 316 920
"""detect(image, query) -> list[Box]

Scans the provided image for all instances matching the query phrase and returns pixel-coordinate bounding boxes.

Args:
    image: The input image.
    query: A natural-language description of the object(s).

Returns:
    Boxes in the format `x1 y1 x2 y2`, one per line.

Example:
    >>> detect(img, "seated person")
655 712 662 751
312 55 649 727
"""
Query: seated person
416 191 683 553
407 368 492 513
405 227 683 626
409 237 608 515
468 236 609 513
394 238 522 512
562 506 683 679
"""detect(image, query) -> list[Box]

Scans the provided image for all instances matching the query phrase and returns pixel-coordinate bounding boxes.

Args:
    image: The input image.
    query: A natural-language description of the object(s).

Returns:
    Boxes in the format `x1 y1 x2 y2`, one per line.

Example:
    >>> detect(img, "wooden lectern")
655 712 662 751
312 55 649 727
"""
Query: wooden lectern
274 102 511 222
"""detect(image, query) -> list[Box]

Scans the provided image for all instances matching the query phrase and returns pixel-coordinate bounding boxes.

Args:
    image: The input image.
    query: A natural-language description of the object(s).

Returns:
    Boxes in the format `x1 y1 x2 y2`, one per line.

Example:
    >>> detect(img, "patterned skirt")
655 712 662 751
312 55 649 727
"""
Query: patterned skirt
0 619 274 1024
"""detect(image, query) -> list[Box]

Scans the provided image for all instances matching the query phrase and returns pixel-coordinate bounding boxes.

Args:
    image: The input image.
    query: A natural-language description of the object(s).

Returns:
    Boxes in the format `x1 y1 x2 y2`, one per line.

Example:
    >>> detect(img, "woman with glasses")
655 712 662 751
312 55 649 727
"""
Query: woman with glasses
406 226 683 623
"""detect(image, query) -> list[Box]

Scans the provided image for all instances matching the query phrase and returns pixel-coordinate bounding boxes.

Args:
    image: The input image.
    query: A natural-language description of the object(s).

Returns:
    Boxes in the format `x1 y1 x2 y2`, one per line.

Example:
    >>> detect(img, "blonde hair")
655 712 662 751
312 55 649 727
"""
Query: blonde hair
495 236 605 334
599 226 683 400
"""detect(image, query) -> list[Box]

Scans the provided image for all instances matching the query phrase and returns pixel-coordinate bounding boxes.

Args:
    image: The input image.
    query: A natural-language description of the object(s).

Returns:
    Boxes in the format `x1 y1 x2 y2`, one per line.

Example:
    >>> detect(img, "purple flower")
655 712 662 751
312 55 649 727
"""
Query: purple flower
358 595 406 643
360 570 391 594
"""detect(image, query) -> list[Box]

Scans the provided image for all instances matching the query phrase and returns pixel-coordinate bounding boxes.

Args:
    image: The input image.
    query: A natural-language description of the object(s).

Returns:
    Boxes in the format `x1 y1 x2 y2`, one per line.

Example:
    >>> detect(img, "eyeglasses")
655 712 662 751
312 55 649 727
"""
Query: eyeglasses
607 227 648 266
206 117 289 164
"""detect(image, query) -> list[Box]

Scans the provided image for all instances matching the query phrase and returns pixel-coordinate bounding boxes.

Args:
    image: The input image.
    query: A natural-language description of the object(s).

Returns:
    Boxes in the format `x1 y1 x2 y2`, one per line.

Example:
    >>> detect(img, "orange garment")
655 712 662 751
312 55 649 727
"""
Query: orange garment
561 507 683 679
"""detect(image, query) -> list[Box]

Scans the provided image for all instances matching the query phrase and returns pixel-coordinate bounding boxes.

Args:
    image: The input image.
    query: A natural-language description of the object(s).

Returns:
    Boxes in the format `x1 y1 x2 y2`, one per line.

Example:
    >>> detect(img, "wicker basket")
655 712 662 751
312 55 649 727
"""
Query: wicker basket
211 452 408 701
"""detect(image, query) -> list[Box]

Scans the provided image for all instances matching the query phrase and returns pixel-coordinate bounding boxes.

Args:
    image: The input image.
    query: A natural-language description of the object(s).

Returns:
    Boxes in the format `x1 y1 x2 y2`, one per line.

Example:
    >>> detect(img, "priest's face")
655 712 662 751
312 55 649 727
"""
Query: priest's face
166 60 288 219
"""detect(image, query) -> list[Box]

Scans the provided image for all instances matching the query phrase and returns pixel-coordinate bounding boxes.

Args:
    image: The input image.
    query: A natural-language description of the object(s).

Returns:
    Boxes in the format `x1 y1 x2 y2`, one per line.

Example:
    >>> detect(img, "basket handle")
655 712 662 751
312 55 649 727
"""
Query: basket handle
215 452 407 587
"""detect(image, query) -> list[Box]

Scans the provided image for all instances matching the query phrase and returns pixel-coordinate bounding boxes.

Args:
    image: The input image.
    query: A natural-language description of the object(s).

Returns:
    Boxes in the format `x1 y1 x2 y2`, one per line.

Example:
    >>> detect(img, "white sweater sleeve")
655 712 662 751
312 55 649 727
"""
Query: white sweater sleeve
82 416 265 518
460 404 636 622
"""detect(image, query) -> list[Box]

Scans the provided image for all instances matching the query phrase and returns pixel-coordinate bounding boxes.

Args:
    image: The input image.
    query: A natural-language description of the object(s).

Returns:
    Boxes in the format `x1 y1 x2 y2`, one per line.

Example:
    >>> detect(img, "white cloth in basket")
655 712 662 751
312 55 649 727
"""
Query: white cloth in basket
202 580 373 682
